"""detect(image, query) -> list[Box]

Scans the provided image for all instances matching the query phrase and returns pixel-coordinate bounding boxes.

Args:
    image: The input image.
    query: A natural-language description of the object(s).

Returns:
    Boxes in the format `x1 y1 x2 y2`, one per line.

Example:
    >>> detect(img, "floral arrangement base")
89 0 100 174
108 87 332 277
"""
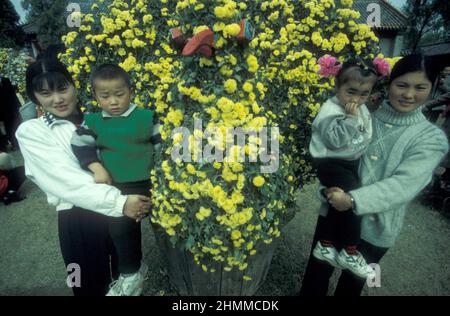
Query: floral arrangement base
152 208 296 296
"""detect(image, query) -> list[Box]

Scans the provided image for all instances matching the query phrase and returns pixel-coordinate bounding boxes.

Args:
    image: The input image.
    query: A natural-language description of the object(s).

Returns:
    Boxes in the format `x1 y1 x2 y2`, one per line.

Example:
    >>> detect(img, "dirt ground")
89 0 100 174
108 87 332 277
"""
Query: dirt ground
1 153 449 296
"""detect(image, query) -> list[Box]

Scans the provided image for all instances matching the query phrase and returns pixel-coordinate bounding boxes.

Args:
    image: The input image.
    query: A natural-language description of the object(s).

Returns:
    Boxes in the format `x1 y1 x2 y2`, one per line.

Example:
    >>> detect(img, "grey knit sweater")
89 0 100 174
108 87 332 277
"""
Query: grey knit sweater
319 100 448 248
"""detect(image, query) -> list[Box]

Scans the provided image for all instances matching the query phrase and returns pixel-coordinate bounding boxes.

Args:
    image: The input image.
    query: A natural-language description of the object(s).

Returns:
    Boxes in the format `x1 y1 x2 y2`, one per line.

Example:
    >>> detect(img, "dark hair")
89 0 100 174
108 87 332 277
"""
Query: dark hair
26 58 75 104
336 58 378 87
389 54 438 85
90 63 132 92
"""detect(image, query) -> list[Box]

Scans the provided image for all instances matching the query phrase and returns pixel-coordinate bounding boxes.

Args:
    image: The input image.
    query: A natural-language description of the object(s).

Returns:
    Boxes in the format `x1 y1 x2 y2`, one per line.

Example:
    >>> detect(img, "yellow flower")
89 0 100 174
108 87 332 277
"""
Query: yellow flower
252 176 265 187
143 14 153 24
186 163 196 174
223 23 241 38
246 54 259 73
243 82 253 93
231 230 241 240
224 79 237 94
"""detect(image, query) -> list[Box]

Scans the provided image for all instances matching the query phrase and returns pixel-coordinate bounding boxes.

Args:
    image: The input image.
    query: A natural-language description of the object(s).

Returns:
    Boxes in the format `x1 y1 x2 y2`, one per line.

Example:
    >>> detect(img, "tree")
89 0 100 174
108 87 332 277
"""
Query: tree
0 0 26 48
404 0 450 50
21 0 70 48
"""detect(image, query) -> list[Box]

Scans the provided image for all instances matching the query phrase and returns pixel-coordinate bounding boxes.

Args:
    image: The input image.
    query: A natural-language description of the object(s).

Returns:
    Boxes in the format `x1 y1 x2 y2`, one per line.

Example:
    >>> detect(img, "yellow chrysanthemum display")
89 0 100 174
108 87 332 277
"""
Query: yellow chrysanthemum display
60 0 384 275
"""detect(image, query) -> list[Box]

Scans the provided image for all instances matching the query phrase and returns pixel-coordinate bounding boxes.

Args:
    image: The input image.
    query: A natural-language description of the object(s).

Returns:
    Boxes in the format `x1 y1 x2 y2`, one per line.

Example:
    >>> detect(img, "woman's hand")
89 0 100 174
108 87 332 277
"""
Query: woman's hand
325 186 344 195
326 191 352 211
123 195 151 222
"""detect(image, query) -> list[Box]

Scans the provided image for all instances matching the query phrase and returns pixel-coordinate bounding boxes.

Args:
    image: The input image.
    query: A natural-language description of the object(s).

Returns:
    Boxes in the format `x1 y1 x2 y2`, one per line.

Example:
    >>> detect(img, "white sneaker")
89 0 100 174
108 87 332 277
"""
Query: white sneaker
106 262 149 296
312 241 339 268
337 249 376 279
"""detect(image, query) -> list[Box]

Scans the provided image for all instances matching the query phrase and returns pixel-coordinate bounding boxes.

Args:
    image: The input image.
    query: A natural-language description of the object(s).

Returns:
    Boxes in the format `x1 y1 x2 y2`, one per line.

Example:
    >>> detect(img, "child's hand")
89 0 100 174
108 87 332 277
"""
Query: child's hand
88 162 112 185
344 102 360 116
94 169 112 185
123 195 151 222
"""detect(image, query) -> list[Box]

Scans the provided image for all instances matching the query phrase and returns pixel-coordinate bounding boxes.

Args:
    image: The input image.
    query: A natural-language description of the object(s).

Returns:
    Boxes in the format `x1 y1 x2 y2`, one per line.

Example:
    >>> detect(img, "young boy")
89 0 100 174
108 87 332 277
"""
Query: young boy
71 63 161 296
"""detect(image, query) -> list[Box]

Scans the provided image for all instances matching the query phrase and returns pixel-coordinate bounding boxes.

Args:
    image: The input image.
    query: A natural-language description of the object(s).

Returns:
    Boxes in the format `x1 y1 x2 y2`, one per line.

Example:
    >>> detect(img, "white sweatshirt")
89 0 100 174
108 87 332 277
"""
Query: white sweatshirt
15 114 126 216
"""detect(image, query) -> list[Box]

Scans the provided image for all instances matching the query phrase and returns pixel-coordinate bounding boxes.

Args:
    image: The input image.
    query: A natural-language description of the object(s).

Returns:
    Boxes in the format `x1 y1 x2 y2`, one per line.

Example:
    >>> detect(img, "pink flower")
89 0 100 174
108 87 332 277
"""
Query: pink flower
373 57 390 77
317 55 342 77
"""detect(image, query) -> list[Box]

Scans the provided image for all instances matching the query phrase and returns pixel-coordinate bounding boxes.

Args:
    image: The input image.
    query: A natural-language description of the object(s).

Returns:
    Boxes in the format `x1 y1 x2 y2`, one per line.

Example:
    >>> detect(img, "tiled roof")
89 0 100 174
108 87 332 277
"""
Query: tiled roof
403 42 450 56
421 42 450 56
352 0 408 31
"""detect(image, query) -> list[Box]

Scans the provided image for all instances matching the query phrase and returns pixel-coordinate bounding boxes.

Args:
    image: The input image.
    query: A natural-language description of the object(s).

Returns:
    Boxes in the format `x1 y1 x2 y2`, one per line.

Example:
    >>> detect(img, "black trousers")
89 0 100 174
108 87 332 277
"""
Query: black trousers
58 207 118 296
299 215 389 296
109 180 150 275
314 158 361 246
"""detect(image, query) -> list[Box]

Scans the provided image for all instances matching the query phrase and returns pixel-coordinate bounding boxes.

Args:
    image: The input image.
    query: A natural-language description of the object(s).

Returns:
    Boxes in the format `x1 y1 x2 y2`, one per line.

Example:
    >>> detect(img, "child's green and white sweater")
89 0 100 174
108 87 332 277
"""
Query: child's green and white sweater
319 100 449 248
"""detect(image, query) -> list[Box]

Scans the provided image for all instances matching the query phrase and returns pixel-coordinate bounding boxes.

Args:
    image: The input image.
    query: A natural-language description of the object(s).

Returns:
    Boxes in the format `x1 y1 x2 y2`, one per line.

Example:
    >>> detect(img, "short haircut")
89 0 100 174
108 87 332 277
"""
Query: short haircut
26 58 75 104
90 63 132 92
336 58 378 87
389 54 438 85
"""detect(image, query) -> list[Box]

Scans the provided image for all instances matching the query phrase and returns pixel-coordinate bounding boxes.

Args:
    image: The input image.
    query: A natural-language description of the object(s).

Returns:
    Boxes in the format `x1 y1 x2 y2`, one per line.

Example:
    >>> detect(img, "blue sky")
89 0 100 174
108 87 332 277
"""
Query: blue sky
10 0 408 24
389 0 407 10
10 0 27 23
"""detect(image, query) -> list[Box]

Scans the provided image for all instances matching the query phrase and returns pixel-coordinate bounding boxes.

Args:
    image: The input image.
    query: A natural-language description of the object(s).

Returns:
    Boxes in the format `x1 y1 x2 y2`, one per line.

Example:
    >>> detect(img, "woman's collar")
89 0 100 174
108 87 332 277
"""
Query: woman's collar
373 100 426 126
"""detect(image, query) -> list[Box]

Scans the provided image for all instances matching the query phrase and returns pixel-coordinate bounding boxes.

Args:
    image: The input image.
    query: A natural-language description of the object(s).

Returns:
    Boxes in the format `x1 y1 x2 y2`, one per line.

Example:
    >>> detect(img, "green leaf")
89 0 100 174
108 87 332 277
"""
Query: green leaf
169 236 177 247
185 235 195 250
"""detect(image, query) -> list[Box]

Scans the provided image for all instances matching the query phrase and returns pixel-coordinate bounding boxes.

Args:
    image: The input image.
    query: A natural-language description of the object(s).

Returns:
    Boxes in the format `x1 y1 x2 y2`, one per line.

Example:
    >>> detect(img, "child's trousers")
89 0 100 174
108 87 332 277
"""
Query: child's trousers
314 157 361 247
109 180 151 275
299 215 389 296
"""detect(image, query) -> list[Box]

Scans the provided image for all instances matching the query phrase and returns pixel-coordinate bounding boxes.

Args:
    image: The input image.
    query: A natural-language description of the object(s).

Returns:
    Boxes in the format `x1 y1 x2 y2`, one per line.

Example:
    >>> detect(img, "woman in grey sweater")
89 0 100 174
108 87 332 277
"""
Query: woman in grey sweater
300 54 449 296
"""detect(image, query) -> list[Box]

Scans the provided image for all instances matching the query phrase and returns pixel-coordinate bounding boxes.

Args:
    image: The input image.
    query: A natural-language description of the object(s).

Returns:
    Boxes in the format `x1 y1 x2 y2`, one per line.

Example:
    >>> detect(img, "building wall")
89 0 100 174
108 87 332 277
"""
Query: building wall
393 35 405 57
375 30 403 57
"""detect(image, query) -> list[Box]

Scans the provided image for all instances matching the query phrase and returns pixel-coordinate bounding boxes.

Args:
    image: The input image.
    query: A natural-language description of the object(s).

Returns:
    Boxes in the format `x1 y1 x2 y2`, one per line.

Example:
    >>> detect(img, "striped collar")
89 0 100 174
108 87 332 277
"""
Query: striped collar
101 103 137 118
41 112 59 127
41 111 83 128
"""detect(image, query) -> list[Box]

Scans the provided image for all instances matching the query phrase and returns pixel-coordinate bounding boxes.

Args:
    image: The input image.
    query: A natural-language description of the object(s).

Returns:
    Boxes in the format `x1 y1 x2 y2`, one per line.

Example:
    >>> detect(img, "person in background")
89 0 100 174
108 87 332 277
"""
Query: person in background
0 151 26 205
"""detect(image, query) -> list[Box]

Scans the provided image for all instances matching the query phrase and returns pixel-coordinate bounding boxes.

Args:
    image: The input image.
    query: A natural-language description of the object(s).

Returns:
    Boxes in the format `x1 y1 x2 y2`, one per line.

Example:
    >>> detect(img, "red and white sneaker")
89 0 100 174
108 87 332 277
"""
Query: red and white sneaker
337 249 376 279
312 241 339 268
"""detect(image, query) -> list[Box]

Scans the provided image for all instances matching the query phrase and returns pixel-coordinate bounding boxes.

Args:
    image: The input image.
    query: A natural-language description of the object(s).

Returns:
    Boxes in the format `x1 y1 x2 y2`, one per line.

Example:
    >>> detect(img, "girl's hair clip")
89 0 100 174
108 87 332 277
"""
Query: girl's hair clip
372 57 390 78
317 55 342 77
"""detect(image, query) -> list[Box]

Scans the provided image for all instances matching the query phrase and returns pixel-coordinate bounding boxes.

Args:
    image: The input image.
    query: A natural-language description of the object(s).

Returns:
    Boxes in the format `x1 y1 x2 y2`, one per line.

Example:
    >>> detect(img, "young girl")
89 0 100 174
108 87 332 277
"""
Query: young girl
309 58 383 279
16 59 150 296
301 54 448 296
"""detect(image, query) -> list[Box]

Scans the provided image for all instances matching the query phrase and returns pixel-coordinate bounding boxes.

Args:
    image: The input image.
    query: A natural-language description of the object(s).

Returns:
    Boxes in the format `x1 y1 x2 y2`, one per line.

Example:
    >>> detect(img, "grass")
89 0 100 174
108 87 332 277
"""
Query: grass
1 175 449 296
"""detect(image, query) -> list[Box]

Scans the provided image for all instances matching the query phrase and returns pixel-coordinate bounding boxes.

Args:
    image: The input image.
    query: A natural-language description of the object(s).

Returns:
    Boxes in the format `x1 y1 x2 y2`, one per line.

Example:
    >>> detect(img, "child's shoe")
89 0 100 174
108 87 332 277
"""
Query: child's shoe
106 262 149 296
182 29 214 57
312 241 339 268
337 249 376 279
